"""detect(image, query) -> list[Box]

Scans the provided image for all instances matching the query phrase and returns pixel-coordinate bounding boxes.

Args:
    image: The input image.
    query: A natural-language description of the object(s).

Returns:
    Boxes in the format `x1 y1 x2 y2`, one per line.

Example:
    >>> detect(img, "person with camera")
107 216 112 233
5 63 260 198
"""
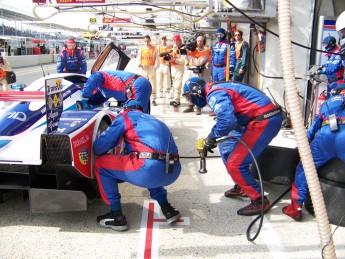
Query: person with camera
93 99 181 231
138 35 159 106
168 34 186 107
56 39 87 75
183 34 212 115
156 36 173 99
0 53 12 91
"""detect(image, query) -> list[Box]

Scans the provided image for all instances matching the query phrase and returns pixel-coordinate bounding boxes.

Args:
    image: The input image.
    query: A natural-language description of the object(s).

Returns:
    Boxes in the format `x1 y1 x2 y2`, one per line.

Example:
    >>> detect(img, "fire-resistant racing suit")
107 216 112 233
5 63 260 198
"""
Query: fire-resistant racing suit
292 94 345 205
207 82 282 200
81 70 152 113
93 108 181 211
56 48 87 75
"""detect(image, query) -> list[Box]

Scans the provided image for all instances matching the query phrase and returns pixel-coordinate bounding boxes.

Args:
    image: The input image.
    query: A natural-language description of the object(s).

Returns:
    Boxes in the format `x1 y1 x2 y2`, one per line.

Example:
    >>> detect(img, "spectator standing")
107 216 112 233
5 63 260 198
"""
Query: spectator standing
183 34 212 115
168 34 186 107
233 30 250 82
138 35 159 106
56 39 87 75
156 36 173 99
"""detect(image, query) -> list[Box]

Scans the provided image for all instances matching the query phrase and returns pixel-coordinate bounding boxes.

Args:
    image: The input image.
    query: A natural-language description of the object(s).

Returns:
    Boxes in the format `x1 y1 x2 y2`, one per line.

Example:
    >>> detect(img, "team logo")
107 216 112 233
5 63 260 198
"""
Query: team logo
78 149 89 165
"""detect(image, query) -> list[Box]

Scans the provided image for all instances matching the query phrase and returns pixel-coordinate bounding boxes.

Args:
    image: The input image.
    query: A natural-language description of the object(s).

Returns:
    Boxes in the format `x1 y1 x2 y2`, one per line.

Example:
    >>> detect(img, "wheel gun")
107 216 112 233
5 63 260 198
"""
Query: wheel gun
197 138 208 174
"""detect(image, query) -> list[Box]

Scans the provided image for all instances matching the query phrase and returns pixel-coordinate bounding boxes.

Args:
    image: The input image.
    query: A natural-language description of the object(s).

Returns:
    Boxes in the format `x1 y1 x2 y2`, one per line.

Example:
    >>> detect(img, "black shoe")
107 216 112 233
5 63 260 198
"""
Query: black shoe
169 101 180 107
237 196 271 216
224 184 248 198
183 105 194 113
196 108 202 115
96 211 128 231
152 100 157 106
160 202 181 224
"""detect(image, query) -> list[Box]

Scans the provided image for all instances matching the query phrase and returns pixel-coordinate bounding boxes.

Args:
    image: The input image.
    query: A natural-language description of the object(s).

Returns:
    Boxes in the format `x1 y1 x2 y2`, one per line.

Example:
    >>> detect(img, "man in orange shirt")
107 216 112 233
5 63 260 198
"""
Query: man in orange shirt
156 36 173 99
183 34 212 115
138 35 159 106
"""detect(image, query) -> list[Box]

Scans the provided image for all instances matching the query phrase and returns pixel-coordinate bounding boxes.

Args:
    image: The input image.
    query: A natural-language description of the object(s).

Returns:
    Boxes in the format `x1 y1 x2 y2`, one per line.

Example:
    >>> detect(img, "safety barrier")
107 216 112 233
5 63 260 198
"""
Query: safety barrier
6 53 92 69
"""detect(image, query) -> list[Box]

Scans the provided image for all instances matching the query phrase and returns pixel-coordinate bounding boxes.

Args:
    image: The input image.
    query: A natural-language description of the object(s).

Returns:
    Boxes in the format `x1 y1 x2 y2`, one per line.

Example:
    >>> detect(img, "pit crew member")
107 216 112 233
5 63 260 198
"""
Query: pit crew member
183 78 283 216
93 99 181 231
81 70 152 113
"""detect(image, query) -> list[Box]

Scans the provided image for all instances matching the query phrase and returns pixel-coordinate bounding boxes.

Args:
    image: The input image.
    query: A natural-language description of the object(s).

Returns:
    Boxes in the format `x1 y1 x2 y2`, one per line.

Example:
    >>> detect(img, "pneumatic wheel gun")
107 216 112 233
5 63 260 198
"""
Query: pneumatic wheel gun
197 138 208 174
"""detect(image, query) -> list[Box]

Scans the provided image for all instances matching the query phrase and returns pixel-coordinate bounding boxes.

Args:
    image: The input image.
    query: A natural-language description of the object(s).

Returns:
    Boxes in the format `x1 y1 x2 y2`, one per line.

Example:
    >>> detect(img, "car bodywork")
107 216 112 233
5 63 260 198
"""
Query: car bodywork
0 43 130 213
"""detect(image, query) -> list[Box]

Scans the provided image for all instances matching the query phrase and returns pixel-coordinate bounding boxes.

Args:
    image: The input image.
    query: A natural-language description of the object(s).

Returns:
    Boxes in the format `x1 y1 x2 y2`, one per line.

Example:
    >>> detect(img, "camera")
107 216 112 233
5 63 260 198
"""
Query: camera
163 54 172 61
159 50 173 61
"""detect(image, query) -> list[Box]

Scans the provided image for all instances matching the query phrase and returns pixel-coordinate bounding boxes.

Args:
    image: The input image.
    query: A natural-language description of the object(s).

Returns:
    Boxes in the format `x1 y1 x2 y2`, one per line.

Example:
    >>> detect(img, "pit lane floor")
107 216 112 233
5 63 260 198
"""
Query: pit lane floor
1 96 345 259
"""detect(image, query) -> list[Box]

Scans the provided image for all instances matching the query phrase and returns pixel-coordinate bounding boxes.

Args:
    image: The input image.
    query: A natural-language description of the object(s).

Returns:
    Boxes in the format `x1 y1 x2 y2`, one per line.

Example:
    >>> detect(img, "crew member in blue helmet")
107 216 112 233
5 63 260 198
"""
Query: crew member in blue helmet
183 78 283 216
93 99 181 231
56 39 87 75
211 28 236 82
283 90 345 221
315 36 344 95
81 70 152 113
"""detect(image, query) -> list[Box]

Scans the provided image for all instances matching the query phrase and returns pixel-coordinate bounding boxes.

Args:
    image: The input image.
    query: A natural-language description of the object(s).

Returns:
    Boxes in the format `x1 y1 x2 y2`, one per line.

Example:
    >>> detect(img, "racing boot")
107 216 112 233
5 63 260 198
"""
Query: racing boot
282 199 302 222
224 184 248 198
183 105 194 113
237 196 271 216
160 202 181 224
97 210 128 231
196 107 202 115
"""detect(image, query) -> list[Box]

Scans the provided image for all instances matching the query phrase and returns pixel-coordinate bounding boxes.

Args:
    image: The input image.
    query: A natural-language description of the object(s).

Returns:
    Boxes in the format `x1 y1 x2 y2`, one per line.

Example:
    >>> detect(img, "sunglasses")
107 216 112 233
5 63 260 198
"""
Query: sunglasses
234 34 241 36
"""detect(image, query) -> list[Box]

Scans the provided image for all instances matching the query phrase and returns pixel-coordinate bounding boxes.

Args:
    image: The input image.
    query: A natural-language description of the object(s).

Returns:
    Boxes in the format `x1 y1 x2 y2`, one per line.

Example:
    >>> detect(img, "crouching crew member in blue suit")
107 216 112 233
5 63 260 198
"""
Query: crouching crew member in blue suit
82 70 152 113
283 91 345 221
93 99 181 231
183 78 282 216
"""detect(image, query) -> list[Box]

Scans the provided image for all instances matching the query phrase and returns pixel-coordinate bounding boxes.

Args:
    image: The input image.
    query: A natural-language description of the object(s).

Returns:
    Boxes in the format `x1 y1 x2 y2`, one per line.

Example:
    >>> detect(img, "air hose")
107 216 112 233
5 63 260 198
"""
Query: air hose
277 1 336 258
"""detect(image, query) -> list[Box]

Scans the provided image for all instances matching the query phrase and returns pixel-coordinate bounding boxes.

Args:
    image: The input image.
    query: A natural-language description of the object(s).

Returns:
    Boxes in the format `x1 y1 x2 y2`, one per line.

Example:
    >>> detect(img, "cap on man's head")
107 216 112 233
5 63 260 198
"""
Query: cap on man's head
173 34 181 41
66 39 76 45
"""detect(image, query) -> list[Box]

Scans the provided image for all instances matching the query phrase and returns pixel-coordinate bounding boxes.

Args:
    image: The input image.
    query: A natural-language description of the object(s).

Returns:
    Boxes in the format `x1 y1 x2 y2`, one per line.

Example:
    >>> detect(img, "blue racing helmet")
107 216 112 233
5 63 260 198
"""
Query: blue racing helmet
322 36 336 52
123 99 143 111
183 77 207 108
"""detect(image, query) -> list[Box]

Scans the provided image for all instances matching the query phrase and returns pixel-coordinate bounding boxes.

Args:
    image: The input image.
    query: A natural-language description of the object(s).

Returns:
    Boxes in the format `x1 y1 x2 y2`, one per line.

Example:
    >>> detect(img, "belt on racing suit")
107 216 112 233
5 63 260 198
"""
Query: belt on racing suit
213 64 225 67
137 152 179 162
322 118 345 127
253 107 282 121
125 75 140 98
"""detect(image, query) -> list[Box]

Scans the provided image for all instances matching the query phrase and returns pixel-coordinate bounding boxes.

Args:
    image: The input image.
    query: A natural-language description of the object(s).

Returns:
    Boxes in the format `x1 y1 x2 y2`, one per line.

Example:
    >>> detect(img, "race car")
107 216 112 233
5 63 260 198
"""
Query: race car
0 43 130 213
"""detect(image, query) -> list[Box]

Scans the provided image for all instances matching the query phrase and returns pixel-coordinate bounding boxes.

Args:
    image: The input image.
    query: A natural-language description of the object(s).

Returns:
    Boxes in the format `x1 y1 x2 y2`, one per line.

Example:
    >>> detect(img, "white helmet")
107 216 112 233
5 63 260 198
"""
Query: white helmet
336 11 345 46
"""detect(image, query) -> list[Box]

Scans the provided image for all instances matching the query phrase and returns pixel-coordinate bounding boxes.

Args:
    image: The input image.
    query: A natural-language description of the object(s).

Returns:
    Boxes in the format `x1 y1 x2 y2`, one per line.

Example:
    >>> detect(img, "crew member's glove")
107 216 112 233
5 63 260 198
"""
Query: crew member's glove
204 135 217 153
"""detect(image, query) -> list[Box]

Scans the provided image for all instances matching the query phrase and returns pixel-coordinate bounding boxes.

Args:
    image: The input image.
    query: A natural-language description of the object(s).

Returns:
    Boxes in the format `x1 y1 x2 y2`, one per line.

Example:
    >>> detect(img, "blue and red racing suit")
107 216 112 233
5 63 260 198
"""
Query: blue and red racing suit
56 48 87 75
93 108 181 211
82 70 152 113
319 45 344 96
212 40 236 82
292 94 345 205
207 82 283 200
